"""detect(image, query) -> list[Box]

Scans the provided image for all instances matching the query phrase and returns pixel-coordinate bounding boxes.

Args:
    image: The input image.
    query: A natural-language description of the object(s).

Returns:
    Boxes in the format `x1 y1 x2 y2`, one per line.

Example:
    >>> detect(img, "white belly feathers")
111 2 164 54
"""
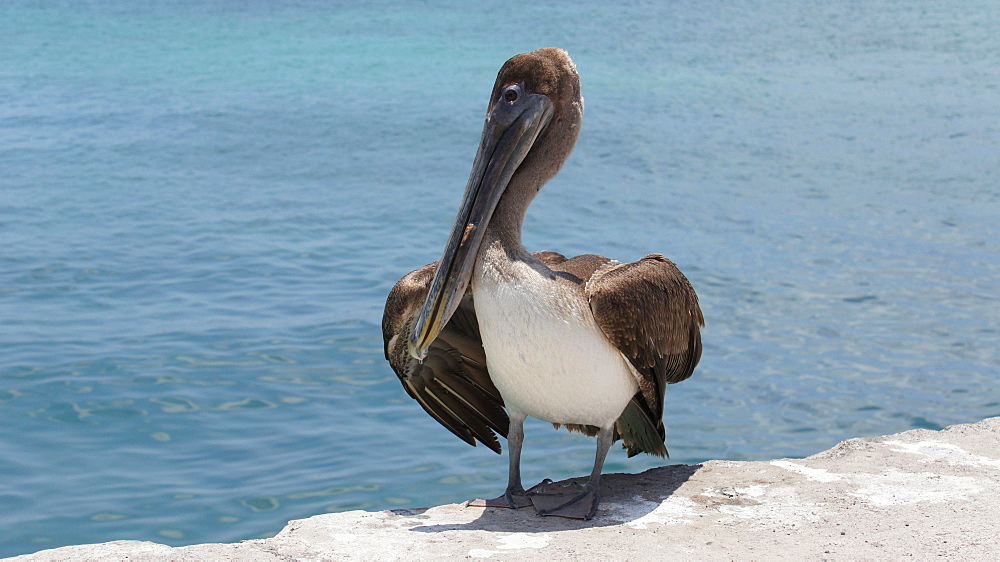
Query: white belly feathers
472 258 639 428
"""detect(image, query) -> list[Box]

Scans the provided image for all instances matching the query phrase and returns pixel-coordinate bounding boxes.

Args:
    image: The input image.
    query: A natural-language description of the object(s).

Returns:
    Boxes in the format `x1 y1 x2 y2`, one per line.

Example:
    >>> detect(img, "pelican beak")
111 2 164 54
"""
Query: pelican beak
408 89 554 360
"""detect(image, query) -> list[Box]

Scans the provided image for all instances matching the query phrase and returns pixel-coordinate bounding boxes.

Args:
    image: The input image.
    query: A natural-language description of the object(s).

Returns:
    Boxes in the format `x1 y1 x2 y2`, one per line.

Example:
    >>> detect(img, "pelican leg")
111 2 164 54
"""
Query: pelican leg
468 413 532 509
530 425 613 520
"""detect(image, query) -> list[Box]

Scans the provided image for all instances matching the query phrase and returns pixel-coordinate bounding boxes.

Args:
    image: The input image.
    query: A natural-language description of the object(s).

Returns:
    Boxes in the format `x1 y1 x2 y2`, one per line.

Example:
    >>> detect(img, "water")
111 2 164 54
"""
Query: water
2 0 998 556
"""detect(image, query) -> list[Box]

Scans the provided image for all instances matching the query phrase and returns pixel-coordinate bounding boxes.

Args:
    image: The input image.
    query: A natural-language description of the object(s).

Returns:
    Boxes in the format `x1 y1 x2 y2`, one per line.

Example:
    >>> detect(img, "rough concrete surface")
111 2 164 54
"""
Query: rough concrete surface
10 417 1000 561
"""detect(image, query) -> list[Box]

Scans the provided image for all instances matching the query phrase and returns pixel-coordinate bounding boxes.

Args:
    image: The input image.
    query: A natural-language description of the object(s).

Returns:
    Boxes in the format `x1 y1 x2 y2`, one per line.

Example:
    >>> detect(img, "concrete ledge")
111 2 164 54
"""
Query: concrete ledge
11 417 1000 560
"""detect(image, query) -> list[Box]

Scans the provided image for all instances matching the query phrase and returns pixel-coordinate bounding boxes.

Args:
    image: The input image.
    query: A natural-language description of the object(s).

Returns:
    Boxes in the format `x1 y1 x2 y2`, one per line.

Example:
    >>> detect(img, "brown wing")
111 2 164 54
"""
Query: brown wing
382 263 508 453
584 254 704 457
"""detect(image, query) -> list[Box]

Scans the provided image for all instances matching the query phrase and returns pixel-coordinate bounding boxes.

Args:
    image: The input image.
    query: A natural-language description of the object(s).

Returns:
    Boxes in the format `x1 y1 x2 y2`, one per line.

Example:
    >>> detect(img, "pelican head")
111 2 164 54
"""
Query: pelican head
408 48 584 359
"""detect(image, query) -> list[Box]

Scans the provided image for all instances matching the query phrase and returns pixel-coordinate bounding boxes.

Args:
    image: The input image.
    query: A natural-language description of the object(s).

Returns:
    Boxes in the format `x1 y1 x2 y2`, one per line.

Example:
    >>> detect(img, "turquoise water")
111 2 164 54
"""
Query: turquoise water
2 0 999 556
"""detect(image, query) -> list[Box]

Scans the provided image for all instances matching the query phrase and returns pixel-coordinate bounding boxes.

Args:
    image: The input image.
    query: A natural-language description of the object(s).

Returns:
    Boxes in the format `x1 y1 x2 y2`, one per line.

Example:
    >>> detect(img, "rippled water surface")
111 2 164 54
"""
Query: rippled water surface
2 0 999 556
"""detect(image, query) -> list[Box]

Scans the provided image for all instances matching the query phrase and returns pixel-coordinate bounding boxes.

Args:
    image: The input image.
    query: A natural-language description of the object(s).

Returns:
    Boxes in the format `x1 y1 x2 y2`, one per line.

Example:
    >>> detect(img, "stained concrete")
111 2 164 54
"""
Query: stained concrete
9 417 1000 560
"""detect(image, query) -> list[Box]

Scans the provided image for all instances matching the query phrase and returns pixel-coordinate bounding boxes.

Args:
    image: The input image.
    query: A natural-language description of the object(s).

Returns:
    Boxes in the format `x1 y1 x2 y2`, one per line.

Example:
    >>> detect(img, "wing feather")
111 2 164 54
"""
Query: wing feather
584 253 704 457
382 263 508 453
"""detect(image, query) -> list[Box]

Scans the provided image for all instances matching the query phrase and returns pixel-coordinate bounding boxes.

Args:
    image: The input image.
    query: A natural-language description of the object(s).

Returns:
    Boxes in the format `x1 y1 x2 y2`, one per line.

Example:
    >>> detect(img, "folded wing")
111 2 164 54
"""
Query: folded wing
584 254 704 457
382 263 509 453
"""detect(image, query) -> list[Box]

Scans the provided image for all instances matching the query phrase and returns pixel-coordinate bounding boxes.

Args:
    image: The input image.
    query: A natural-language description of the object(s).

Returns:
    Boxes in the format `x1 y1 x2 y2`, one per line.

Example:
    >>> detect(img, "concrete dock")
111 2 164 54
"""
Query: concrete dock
9 417 1000 560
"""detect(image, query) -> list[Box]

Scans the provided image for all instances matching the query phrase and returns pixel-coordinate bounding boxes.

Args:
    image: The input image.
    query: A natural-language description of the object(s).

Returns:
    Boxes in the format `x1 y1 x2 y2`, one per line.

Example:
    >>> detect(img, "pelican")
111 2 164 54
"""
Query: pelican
382 48 704 520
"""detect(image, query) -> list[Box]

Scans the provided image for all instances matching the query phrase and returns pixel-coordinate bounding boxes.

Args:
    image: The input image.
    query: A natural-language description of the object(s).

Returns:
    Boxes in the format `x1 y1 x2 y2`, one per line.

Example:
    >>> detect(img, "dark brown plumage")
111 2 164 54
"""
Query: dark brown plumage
383 262 506 452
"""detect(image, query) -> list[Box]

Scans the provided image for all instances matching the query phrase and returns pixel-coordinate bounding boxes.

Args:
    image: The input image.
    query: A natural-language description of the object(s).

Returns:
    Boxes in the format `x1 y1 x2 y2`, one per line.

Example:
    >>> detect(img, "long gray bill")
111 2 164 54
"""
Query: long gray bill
408 90 554 360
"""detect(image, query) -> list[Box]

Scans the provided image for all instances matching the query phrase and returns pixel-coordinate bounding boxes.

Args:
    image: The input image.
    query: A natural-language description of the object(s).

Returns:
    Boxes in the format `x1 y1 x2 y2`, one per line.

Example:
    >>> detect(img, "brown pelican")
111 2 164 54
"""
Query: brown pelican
382 48 703 520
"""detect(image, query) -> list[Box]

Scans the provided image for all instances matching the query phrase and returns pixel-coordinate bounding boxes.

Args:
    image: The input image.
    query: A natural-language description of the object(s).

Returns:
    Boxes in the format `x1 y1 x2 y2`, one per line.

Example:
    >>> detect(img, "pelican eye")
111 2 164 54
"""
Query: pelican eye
503 86 519 102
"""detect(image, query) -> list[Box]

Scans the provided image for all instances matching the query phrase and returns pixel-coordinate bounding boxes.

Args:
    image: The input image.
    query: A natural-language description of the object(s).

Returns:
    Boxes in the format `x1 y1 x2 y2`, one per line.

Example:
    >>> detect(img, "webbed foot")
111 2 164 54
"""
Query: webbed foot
468 489 532 509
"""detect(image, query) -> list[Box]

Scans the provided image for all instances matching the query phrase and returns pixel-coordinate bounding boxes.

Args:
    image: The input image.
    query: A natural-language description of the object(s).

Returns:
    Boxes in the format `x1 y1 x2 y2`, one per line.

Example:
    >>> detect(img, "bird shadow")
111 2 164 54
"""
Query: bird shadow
399 463 701 534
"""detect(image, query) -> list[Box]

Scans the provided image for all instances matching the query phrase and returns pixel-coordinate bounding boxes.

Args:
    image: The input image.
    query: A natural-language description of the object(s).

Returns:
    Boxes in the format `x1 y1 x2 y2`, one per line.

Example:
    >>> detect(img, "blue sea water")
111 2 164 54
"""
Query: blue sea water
2 0 999 556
